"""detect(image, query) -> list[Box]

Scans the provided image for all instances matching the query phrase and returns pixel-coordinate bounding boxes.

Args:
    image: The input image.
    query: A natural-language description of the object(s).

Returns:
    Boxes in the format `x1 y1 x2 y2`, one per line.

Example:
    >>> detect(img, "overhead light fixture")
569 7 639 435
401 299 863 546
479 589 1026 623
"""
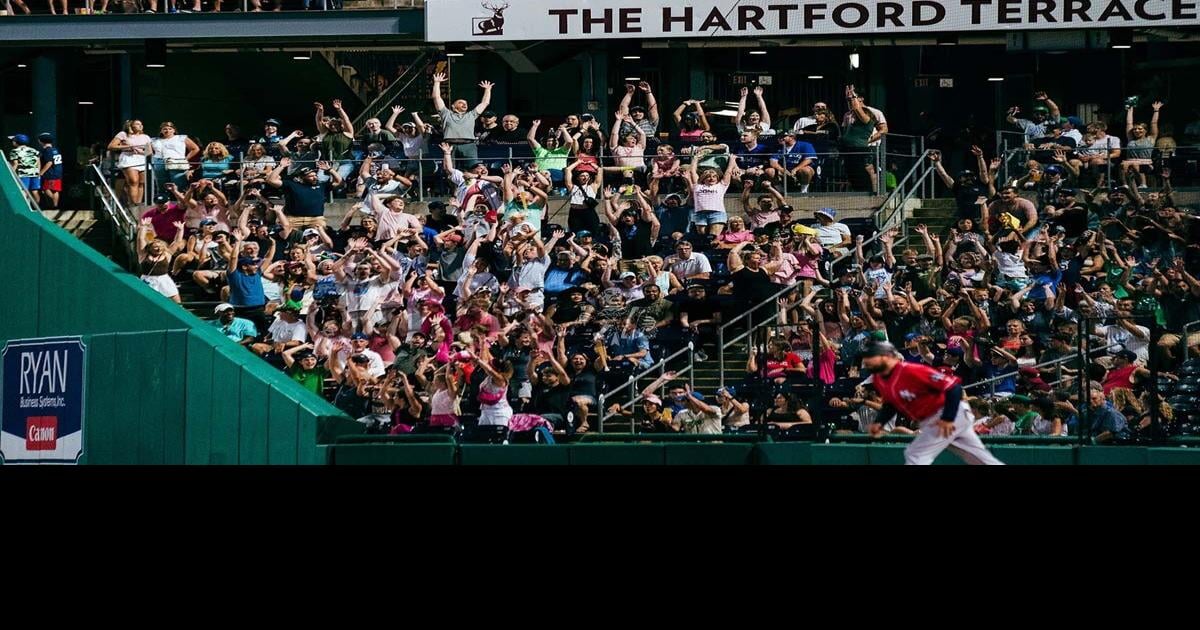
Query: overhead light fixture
1110 30 1133 49
937 34 958 46
145 40 166 68
445 43 465 57
807 75 824 79
849 52 861 69
17 64 27 68
749 50 767 55
624 77 640 81
988 76 1005 82
78 101 95 105
622 55 641 60
292 52 312 60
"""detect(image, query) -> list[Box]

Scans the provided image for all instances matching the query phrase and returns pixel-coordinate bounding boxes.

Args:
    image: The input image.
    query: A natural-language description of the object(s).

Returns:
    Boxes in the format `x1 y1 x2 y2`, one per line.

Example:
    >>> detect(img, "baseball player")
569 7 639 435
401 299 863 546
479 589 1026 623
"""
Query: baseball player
862 340 1003 465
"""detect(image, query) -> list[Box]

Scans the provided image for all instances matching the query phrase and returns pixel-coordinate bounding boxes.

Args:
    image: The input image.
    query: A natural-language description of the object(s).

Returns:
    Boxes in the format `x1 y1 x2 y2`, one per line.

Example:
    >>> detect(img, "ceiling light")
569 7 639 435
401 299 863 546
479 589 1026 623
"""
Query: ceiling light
293 53 311 60
78 101 95 105
624 77 640 81
937 34 958 46
622 55 641 60
17 64 27 68
1110 30 1133 49
749 50 767 55
988 76 1005 82
849 52 860 69
807 75 824 79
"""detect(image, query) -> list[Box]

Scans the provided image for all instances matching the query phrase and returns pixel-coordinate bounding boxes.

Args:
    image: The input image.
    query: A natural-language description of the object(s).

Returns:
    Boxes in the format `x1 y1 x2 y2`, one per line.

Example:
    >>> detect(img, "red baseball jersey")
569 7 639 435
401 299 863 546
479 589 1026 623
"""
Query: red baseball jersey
870 361 961 422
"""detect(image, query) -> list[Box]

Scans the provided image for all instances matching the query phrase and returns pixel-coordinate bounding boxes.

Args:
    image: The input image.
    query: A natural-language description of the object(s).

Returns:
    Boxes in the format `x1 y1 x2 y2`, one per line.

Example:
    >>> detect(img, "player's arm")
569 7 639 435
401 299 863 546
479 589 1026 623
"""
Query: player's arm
868 402 898 437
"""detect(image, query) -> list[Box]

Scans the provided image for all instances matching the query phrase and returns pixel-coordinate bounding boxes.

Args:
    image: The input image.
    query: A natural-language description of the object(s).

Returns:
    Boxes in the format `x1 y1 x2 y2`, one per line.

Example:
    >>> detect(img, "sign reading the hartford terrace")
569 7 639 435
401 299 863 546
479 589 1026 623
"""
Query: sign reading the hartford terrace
1 337 87 464
426 0 1200 41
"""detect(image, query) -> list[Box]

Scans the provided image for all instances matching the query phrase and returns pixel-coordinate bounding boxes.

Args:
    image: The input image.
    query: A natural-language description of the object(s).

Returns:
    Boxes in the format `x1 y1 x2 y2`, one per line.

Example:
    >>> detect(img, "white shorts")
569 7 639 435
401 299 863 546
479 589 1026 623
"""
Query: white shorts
142 274 179 299
118 155 147 171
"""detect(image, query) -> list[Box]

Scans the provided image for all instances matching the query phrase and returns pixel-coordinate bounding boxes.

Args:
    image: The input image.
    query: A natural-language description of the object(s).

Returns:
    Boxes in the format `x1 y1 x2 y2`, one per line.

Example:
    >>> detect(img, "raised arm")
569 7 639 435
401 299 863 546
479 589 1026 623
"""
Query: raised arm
527 119 543 150
473 80 495 115
753 86 771 127
384 105 405 135
694 101 711 132
431 72 448 112
640 81 660 124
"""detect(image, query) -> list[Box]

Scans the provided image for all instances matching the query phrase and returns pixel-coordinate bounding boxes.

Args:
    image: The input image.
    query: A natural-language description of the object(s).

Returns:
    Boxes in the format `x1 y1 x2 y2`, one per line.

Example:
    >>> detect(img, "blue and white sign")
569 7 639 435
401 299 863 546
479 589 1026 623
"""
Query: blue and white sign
2 337 87 464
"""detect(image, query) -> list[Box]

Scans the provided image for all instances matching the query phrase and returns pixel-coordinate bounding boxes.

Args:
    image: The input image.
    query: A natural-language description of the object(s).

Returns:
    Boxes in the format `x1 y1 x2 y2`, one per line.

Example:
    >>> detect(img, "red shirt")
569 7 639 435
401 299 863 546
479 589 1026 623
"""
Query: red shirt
765 352 805 379
141 203 186 242
1103 364 1137 396
870 361 960 422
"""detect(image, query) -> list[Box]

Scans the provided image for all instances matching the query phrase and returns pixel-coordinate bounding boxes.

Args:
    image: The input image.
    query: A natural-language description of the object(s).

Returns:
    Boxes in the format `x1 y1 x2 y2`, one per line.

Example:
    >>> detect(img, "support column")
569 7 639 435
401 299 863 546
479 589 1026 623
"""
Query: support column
31 54 57 141
119 53 133 124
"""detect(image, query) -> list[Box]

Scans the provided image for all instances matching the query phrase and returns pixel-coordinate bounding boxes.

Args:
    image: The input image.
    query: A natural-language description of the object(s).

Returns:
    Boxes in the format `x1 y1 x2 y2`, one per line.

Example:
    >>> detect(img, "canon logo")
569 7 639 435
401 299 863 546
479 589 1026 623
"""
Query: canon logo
26 417 57 450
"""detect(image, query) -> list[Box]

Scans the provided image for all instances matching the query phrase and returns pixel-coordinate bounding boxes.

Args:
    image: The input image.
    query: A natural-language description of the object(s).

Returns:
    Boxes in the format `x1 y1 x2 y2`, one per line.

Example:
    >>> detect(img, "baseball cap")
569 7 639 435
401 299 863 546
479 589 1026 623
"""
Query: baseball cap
199 218 217 226
351 332 369 341
214 303 235 314
861 340 898 357
153 193 172 204
265 118 282 127
1010 394 1033 404
619 271 636 280
1115 349 1138 362
1066 116 1084 128
350 354 371 364
643 394 663 407
481 110 498 118
1058 187 1078 196
8 133 29 144
427 200 447 210
1032 105 1049 113
815 207 837 219
37 132 53 143
904 332 921 342
302 228 321 238
946 346 965 357
294 350 316 360
781 129 798 137
576 230 592 239
237 256 261 267
1018 366 1041 377
444 233 464 244
685 281 707 291
1044 164 1065 176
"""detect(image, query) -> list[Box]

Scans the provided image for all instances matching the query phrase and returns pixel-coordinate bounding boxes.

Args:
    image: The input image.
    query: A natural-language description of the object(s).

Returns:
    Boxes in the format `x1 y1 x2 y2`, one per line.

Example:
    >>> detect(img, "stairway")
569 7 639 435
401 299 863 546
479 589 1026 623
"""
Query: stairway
43 210 118 261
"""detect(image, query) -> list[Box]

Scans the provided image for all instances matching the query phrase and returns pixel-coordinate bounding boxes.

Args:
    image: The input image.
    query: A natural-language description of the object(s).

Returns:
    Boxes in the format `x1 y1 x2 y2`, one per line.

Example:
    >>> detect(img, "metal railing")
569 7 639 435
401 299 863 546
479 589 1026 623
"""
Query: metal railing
1 157 41 213
596 342 696 433
713 151 935 387
963 342 1120 397
90 163 140 268
1185 319 1200 361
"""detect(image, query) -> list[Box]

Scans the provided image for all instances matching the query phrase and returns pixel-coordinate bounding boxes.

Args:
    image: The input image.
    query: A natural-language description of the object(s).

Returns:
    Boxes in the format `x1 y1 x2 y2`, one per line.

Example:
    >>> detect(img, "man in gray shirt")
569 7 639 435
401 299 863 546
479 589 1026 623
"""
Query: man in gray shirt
509 232 560 312
431 71 494 164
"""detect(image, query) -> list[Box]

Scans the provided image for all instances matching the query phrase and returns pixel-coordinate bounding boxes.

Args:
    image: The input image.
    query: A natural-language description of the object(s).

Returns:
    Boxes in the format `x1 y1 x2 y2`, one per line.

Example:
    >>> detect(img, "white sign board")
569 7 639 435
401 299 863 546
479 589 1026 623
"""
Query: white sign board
426 0 1200 42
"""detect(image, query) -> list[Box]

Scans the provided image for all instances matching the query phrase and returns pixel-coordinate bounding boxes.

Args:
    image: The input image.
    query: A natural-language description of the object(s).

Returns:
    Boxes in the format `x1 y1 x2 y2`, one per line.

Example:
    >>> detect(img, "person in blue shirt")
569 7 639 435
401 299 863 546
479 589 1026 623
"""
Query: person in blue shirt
37 133 63 209
211 303 259 346
769 130 818 193
1064 386 1130 443
734 129 772 190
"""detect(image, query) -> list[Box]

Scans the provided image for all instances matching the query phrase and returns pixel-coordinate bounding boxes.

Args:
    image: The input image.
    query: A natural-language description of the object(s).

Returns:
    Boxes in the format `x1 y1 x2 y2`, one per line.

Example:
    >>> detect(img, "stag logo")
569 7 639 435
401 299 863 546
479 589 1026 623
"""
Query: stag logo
472 1 508 36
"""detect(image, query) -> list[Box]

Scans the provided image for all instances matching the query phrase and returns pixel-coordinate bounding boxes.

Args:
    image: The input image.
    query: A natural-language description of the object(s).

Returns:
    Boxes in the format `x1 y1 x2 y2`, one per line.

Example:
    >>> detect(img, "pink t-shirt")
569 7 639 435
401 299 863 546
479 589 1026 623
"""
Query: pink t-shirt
375 209 423 242
611 145 645 169
719 230 755 245
747 207 781 228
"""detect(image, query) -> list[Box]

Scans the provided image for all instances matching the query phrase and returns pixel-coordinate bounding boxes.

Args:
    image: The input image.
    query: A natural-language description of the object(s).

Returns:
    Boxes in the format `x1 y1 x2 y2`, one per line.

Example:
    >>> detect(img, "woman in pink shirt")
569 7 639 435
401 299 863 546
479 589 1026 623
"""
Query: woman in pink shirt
716 216 755 250
607 113 648 181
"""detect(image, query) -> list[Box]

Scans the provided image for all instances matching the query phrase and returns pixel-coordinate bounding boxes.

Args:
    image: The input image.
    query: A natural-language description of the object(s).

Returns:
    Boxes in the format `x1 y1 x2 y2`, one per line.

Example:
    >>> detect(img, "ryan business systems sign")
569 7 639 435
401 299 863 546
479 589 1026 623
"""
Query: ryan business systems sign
426 0 1200 41
1 337 87 464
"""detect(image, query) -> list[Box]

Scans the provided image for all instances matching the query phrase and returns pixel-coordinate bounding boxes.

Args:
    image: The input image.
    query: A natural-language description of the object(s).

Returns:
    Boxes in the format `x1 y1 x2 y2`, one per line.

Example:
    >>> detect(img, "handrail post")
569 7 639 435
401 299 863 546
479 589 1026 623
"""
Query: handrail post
718 325 725 389
417 150 424 202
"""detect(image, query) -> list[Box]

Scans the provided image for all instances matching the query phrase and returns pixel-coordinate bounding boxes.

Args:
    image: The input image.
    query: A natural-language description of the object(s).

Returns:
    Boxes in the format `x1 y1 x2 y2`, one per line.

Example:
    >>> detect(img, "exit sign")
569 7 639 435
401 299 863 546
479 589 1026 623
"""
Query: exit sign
914 78 929 88
939 78 955 88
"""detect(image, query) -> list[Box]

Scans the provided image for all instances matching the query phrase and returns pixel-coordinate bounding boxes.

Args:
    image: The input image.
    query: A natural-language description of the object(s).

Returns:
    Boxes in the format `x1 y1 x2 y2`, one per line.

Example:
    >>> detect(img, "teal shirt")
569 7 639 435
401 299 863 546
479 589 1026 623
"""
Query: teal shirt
212 316 258 343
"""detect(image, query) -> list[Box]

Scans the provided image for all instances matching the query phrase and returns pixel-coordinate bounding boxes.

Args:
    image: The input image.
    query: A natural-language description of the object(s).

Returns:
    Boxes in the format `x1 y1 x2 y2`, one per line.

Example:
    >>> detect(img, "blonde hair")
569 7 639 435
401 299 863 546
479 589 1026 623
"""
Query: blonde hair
204 142 230 159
